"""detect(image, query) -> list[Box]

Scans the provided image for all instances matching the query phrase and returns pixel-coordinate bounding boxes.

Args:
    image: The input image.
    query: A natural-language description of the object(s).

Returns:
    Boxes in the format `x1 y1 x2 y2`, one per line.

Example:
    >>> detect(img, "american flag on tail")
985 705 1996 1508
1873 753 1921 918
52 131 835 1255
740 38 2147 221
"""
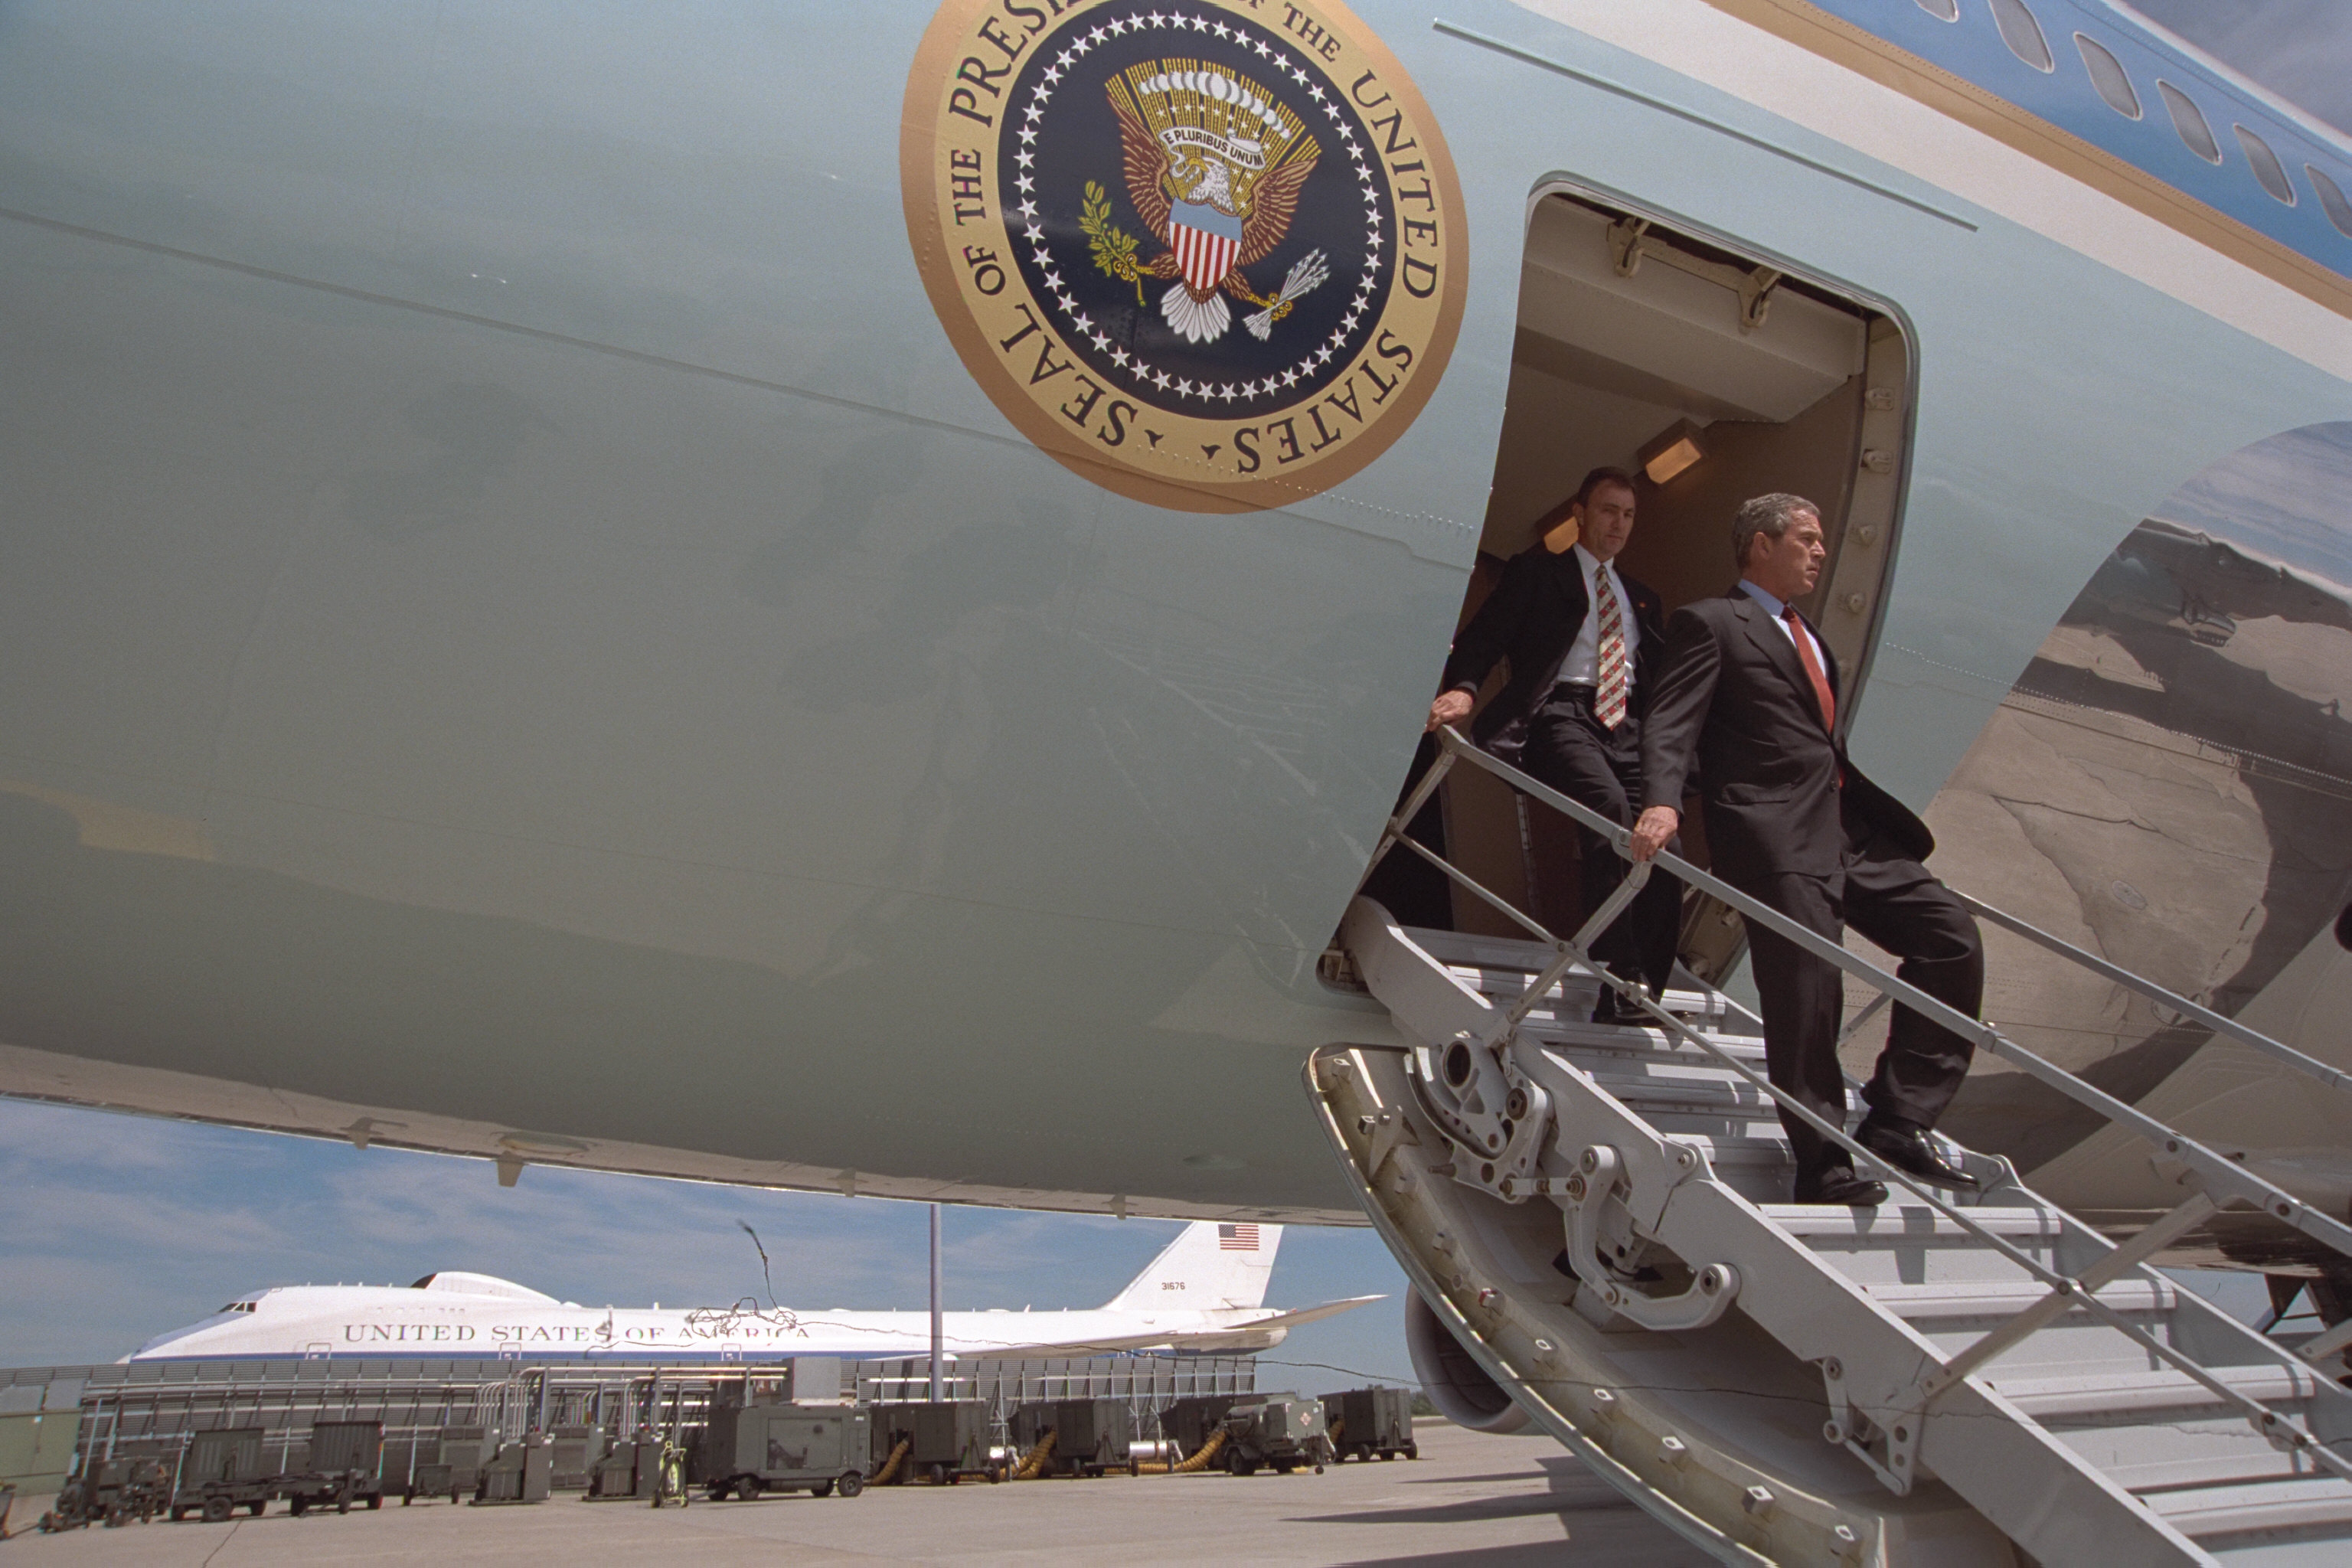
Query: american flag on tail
1218 1223 1261 1251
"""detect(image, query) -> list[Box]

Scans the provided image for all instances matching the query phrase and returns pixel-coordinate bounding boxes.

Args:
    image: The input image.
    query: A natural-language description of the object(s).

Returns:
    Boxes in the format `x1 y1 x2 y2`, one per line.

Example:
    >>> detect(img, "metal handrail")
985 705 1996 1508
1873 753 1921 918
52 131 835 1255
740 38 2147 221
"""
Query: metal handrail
1360 727 2352 1478
1952 890 2352 1095
1387 726 2352 1269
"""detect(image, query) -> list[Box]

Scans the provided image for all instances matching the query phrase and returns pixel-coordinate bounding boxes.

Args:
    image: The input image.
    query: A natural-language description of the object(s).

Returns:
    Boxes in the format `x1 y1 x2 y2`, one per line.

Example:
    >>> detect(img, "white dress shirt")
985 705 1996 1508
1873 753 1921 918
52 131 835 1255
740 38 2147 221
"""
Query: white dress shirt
1737 579 1830 675
1560 544 1638 687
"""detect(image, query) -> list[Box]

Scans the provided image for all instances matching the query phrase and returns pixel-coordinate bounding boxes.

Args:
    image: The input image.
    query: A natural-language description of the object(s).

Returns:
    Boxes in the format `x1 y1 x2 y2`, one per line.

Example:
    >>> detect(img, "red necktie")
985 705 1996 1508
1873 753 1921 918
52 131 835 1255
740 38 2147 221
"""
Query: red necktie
1784 605 1835 733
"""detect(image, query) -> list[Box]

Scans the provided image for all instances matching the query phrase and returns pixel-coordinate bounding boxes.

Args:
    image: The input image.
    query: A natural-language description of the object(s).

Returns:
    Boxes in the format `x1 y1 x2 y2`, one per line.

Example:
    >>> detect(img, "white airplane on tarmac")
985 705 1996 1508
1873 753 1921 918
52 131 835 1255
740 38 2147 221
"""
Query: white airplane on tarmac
129 1221 1373 1364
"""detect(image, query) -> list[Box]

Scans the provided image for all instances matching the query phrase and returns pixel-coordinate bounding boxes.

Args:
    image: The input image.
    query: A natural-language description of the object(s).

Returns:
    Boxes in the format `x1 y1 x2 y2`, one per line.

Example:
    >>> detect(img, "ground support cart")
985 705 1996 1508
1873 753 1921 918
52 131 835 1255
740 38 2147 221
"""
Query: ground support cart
694 1403 870 1501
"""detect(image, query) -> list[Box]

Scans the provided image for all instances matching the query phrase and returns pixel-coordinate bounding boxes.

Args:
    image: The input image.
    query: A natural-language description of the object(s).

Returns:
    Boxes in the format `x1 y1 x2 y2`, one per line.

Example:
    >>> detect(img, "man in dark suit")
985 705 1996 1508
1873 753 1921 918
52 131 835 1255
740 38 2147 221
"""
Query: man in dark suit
1428 467 1682 1020
1630 493 1982 1206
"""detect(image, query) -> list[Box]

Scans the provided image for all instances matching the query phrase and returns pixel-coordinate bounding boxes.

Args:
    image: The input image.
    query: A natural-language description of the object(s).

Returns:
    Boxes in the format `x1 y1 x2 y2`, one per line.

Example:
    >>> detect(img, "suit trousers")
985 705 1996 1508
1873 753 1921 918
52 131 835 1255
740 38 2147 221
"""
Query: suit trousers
1740 824 1984 1181
1524 689 1684 995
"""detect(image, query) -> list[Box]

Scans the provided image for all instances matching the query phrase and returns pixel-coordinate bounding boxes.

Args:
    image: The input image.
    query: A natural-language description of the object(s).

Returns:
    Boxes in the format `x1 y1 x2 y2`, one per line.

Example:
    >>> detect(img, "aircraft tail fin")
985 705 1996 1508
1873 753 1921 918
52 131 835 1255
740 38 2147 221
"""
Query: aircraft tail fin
1106 1221 1281 1312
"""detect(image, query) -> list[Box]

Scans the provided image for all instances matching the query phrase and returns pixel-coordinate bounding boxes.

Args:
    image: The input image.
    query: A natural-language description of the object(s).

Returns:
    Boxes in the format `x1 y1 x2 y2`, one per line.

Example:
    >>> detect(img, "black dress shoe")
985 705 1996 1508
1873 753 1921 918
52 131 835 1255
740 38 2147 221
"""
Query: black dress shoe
1857 1116 1981 1191
1794 1167 1886 1207
1590 984 1645 1025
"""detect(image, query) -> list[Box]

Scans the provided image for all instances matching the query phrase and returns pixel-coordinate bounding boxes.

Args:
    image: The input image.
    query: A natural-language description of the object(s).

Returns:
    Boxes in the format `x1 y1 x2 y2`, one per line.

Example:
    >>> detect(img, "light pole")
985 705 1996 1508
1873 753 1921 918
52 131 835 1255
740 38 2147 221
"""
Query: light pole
929 1202 944 1403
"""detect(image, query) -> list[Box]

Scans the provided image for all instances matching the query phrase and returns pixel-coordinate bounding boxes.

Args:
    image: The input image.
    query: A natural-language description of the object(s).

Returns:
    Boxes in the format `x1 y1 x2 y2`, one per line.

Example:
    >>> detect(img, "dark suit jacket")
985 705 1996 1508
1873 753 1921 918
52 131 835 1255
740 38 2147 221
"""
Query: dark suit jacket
1640 587 1932 885
1437 544 1669 764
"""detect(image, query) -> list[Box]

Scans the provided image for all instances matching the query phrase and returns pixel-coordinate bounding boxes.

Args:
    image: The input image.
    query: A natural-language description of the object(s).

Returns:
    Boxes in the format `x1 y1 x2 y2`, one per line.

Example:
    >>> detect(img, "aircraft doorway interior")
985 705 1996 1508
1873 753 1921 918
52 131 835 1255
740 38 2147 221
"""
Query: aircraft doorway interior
1368 191 1912 988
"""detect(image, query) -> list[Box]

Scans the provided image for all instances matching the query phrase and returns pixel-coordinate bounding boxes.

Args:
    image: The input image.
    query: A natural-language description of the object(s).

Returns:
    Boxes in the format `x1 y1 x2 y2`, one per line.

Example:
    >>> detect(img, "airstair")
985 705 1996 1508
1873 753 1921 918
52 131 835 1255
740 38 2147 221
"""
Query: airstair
1308 727 2352 1565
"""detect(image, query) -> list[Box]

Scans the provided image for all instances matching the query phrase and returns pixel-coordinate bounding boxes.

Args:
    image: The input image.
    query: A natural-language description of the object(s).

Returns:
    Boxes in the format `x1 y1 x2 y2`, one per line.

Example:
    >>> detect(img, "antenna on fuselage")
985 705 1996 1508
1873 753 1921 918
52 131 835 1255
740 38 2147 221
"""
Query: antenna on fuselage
737 1220 777 1309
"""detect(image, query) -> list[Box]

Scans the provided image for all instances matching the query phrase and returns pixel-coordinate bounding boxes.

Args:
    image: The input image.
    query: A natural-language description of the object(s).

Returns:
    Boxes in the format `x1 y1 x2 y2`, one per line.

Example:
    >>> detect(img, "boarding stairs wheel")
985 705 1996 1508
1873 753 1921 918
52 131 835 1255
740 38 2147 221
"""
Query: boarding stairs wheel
1310 897 2352 1565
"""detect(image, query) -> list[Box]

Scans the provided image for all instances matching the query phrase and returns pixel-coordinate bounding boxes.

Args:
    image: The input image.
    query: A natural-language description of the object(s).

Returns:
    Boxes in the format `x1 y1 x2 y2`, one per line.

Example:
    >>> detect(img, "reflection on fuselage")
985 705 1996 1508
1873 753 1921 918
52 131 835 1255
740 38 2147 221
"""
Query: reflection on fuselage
1926 431 2352 1251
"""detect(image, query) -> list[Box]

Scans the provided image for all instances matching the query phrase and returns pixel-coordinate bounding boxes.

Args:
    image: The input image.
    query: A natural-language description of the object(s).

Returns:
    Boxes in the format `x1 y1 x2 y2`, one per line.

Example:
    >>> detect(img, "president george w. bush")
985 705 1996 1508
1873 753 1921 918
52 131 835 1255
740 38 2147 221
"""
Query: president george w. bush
1630 493 1984 1207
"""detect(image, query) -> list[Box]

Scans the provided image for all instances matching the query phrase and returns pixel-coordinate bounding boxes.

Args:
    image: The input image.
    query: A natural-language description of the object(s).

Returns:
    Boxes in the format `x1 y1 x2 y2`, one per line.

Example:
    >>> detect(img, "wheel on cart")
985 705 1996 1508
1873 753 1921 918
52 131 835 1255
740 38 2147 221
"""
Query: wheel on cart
169 1507 187 1522
837 1471 864 1499
812 1479 835 1498
736 1476 762 1502
247 1499 266 1516
1404 1442 1419 1460
290 1494 309 1517
367 1493 383 1510
928 1462 948 1487
201 1495 234 1524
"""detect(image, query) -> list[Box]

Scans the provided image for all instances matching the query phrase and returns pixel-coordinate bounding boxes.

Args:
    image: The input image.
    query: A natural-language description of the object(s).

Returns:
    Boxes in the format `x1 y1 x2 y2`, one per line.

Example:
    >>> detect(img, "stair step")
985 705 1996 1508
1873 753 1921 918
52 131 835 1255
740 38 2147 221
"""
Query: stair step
2104 1450 2341 1494
1859 1277 2177 1321
2139 1476 2352 1543
1981 1364 2322 1422
1762 1204 2066 1243
1523 1019 1770 1062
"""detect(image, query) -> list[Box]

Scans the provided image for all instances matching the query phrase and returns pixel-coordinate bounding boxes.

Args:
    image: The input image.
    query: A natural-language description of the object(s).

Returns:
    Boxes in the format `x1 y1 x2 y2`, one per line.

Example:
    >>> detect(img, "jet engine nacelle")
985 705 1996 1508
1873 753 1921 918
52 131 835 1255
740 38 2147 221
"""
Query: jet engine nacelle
1403 1288 1530 1434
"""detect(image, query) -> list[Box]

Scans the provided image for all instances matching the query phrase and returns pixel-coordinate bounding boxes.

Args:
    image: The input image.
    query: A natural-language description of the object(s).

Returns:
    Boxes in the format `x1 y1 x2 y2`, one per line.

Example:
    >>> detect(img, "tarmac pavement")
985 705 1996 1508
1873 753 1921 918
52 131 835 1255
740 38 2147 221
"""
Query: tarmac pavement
5 1420 1711 1565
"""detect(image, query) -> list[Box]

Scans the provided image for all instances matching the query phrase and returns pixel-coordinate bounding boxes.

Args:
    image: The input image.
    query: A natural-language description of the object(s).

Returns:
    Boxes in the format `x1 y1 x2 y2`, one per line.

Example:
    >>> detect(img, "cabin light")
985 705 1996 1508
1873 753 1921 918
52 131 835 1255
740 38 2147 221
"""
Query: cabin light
1638 419 1707 485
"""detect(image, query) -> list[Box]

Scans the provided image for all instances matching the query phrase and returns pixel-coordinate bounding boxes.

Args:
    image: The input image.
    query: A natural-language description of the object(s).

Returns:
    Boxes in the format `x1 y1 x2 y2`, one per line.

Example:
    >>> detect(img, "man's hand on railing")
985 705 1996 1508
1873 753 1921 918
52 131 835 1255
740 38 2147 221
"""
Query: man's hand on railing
1426 690 1474 733
1630 805 1678 862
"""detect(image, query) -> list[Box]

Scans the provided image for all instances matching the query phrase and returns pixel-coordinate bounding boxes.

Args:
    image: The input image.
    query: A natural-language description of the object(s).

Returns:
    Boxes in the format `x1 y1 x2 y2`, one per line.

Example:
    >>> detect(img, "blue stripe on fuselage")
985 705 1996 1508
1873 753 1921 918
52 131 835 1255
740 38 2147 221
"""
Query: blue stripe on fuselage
1807 0 2352 279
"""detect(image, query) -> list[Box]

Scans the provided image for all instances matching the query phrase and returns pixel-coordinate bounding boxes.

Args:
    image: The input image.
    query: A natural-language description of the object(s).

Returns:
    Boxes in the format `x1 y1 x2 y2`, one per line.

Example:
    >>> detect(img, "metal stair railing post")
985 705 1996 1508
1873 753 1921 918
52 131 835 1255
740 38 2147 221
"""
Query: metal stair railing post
1912 1191 2219 1403
1953 890 2352 1093
1479 863 1654 1048
1370 727 2352 1485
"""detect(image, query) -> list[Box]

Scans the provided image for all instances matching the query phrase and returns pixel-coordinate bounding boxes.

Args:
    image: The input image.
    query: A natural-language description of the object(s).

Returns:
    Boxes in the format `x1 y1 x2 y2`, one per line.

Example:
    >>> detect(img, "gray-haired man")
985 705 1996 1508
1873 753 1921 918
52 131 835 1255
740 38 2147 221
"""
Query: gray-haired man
1629 494 1984 1207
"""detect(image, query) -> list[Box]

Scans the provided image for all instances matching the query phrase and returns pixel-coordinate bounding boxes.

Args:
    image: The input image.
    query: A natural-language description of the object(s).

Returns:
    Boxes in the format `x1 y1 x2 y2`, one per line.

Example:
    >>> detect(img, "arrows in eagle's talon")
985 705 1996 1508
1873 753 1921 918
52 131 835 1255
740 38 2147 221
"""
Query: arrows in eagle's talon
1244 248 1331 340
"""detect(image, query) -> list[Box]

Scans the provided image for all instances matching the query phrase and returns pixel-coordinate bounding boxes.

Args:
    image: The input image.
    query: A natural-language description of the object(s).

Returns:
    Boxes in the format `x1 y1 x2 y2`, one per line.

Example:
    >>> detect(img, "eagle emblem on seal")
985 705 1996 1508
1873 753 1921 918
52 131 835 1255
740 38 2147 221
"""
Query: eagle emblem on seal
1091 61 1330 345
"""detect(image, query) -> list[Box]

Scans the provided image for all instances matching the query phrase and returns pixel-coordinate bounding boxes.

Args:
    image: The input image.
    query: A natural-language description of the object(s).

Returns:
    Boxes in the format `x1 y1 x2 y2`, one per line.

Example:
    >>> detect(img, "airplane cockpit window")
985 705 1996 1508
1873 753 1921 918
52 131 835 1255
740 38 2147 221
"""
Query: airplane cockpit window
1356 192 1909 991
2128 1 2352 142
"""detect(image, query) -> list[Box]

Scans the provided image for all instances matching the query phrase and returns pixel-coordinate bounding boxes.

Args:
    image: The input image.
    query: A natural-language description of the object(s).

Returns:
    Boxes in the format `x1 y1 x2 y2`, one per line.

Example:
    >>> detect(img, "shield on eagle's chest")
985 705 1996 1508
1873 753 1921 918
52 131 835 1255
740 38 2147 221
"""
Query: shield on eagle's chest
1167 198 1242 295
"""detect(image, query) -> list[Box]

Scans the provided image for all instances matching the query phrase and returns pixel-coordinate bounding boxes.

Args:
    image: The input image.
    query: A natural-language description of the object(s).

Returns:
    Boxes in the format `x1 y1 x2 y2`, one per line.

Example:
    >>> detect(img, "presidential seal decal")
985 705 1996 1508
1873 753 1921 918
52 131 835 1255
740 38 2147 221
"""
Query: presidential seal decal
902 0 1466 511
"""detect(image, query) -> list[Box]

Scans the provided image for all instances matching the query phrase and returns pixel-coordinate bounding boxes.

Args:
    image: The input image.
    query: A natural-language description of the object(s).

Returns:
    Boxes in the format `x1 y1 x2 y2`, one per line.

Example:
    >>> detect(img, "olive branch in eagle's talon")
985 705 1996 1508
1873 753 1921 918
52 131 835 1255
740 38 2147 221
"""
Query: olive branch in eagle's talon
1080 180 1148 307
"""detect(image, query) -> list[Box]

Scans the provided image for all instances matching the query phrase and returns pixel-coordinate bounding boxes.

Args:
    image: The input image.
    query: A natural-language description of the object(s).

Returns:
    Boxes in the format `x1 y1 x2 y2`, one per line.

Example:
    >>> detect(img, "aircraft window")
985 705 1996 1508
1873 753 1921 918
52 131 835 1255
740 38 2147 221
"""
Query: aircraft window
2234 125 2298 204
1914 0 1958 21
1989 0 2054 73
2158 80 2224 164
2310 165 2352 237
2075 34 2141 119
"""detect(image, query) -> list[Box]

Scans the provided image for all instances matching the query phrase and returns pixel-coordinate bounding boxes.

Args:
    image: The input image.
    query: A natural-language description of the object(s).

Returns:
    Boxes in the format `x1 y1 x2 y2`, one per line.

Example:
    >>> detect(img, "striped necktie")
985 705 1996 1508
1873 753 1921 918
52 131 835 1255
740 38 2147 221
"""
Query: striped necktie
1594 570 1628 730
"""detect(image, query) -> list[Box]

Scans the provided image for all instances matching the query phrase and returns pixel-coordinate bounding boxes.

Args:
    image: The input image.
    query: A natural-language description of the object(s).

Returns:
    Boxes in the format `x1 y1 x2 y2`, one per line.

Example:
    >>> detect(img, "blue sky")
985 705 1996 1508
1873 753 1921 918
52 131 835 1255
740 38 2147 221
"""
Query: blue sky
2158 422 2352 590
0 1096 1414 1383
